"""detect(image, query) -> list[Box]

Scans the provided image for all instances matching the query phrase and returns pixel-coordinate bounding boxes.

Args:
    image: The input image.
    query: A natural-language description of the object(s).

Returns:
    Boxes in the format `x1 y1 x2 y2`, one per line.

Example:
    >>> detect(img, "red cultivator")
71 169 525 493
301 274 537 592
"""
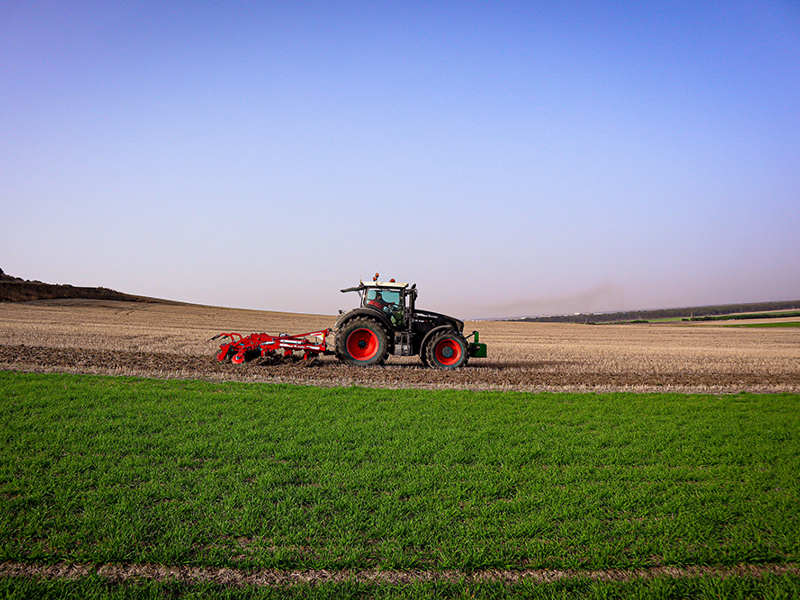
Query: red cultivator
212 329 332 364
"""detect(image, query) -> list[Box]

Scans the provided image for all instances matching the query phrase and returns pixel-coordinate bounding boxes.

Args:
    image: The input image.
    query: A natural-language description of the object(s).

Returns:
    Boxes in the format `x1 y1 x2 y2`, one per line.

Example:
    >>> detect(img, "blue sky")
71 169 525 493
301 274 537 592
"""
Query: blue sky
2 1 799 318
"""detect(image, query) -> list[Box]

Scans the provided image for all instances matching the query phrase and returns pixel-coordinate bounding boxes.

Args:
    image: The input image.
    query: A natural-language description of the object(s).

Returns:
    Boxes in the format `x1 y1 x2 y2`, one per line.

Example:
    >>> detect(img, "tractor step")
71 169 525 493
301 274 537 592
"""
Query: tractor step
393 331 414 356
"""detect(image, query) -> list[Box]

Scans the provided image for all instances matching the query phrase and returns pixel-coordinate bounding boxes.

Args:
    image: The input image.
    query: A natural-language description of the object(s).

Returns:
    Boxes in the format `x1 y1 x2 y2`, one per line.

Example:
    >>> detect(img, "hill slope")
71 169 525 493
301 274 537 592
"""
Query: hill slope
0 269 167 304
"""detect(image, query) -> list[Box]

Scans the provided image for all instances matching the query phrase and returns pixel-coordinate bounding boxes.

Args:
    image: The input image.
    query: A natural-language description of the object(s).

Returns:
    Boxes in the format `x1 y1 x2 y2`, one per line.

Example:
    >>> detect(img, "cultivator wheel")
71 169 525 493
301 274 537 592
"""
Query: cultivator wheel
231 348 262 365
425 330 469 370
336 318 388 366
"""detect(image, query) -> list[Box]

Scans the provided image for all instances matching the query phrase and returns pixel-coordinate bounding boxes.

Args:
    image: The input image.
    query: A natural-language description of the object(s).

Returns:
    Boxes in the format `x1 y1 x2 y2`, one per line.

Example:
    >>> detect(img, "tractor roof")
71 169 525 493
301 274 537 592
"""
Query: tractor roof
364 280 408 289
340 279 411 294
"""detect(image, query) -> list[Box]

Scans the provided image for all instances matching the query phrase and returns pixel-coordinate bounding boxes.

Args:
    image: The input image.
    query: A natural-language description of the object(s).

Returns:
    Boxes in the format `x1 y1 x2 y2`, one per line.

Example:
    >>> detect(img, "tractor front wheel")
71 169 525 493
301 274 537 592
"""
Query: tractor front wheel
336 318 388 366
425 331 469 370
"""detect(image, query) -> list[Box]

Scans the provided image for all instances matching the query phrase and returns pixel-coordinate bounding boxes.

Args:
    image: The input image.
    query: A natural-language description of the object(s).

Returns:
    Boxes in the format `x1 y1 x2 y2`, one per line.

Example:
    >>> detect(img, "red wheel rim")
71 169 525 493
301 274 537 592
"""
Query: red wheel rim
346 328 379 361
435 338 462 366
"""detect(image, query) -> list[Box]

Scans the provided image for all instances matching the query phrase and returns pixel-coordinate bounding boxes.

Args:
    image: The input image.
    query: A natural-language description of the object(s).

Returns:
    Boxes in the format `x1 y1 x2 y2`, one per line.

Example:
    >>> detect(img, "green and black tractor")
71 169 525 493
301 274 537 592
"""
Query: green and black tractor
334 274 487 369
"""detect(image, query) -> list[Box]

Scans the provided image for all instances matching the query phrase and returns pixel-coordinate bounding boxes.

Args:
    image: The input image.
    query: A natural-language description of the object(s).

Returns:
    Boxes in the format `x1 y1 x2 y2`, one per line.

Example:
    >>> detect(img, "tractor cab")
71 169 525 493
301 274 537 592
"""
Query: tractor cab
360 280 415 327
339 275 417 330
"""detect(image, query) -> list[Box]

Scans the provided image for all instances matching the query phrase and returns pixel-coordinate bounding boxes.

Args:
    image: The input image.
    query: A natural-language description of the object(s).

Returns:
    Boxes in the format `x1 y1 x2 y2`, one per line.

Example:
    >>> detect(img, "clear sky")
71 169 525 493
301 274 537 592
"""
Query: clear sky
3 1 799 319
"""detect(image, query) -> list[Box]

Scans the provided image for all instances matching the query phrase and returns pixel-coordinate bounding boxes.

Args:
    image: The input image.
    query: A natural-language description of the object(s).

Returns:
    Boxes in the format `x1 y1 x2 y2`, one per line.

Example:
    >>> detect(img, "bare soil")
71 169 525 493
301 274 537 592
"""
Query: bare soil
2 343 799 393
1 299 798 392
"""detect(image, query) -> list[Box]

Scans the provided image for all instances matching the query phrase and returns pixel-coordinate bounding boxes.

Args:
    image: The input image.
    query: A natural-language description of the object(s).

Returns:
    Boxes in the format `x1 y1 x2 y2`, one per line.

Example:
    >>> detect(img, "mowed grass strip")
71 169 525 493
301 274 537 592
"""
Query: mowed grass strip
2 570 800 600
1 372 798 572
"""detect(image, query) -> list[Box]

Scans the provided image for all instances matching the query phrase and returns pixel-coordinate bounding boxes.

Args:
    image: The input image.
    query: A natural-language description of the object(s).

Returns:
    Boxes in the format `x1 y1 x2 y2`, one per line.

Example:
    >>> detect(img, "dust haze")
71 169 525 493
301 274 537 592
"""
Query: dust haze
456 281 626 320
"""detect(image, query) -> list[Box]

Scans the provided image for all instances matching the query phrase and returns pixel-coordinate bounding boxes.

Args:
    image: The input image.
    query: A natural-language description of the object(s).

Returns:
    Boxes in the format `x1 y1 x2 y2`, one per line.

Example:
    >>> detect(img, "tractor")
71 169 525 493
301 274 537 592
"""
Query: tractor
334 274 486 369
213 274 486 369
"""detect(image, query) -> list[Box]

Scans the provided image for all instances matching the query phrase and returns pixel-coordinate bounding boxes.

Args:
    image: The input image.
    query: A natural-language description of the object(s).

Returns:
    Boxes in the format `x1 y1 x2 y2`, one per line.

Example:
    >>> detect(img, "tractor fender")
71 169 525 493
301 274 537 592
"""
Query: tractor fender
412 310 464 333
419 324 458 356
334 307 394 338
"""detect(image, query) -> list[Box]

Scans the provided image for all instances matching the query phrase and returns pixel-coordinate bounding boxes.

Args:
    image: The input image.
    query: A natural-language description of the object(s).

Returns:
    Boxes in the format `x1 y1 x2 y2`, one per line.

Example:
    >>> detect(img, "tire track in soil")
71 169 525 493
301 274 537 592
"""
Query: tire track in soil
2 344 798 393
1 561 798 588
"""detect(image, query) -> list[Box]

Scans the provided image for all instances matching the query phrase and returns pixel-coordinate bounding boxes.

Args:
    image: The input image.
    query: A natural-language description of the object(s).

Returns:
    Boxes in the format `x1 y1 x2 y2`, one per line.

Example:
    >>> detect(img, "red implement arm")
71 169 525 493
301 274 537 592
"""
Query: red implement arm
212 329 332 364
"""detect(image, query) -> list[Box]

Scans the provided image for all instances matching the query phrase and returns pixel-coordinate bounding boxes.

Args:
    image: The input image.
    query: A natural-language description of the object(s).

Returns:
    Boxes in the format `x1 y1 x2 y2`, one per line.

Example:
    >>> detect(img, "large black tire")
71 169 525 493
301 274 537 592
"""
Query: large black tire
425 330 469 370
336 318 388 366
419 345 430 368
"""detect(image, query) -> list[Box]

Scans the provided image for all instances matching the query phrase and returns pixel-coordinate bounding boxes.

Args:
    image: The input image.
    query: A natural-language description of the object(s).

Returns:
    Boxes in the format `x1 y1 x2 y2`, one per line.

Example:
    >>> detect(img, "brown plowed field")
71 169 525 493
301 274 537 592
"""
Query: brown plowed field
1 299 798 393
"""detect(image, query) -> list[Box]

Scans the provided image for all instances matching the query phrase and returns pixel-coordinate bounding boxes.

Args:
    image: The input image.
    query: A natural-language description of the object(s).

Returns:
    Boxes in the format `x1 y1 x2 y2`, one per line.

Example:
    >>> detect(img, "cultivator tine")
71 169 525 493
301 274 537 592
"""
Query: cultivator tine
211 332 242 342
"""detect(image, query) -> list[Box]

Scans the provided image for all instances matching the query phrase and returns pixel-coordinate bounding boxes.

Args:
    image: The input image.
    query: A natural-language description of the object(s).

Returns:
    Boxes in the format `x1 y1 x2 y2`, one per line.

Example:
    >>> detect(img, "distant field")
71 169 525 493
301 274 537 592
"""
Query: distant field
1 372 798 598
725 321 800 328
521 300 800 324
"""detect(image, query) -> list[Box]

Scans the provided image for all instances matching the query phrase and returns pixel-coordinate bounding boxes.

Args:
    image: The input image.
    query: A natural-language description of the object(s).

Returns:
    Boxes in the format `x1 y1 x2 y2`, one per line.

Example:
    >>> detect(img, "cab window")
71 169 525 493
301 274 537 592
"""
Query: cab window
365 289 401 307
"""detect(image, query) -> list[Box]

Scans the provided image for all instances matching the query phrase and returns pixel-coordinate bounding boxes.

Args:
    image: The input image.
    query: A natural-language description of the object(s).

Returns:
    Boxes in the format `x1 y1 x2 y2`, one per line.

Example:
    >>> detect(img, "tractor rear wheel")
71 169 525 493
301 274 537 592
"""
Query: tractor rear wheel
336 318 388 366
425 330 469 369
419 345 430 368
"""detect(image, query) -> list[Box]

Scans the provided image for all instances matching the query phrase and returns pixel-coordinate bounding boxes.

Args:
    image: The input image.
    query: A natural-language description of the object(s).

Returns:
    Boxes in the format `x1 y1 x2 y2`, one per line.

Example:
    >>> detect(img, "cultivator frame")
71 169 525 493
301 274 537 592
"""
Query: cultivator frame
212 329 332 364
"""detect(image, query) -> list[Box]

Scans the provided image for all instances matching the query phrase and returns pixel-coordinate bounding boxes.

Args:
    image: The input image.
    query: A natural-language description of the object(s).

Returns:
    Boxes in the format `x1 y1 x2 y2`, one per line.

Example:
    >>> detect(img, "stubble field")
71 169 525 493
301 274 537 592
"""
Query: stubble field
0 298 798 393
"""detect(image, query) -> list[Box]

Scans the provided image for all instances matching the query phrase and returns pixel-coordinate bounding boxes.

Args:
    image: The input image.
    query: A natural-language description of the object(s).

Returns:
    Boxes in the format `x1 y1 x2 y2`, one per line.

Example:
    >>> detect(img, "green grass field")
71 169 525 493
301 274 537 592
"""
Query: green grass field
724 321 800 328
1 371 799 598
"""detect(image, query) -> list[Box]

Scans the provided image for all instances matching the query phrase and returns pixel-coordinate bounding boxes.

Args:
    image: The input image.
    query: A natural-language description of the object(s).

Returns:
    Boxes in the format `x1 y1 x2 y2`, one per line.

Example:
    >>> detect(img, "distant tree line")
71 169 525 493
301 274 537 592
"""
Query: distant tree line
517 300 800 324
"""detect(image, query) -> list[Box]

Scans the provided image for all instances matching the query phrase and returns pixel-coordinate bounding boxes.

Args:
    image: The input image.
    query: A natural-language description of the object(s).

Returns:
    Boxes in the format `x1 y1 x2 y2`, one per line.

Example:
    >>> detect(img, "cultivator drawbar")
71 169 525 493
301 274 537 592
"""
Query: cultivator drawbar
212 329 332 364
